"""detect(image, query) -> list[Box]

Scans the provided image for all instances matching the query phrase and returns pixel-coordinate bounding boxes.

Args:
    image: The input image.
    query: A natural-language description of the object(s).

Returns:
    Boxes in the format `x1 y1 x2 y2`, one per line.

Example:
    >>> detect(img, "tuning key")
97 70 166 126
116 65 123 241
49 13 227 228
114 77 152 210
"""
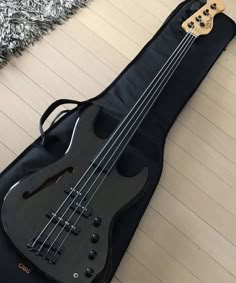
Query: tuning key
211 3 217 10
195 15 202 22
203 9 210 16
188 21 195 29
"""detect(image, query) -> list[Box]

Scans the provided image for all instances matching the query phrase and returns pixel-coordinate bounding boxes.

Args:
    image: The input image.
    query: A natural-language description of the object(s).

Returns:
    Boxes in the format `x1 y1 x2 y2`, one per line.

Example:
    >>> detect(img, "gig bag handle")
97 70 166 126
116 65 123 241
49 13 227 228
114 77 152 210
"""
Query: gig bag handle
39 99 83 145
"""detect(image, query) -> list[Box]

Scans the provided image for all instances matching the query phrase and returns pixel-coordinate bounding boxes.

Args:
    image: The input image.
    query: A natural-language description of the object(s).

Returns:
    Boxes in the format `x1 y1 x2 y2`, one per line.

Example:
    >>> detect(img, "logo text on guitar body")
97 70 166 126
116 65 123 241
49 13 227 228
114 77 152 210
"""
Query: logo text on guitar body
18 263 31 275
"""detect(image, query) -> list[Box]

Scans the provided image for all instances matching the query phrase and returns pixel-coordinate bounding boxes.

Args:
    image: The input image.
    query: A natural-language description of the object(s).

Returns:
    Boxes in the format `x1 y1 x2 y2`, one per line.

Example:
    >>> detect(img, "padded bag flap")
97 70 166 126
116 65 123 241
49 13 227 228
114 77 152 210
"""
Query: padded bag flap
0 1 235 283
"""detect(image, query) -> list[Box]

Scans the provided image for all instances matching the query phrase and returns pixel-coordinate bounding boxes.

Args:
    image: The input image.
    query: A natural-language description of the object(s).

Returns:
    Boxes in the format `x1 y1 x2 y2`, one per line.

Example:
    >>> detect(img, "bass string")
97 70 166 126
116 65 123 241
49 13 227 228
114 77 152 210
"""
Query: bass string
29 29 193 250
51 31 199 259
33 29 195 253
32 26 197 252
36 28 197 255
48 27 200 259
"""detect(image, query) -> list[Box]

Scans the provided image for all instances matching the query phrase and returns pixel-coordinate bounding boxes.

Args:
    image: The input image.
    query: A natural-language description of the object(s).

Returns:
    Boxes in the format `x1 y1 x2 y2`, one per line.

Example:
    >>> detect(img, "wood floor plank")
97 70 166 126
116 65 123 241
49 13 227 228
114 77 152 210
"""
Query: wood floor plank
111 277 122 283
160 163 236 248
128 229 201 283
43 28 116 87
107 0 162 34
116 253 162 283
60 18 129 72
199 76 236 117
218 51 236 77
178 105 236 164
222 0 236 20
151 188 236 277
169 121 236 189
228 39 236 56
133 0 171 22
75 8 141 59
0 63 54 115
0 62 68 123
0 82 40 138
140 207 236 283
165 140 236 217
0 142 16 172
209 63 236 96
0 112 33 155
11 52 84 102
89 0 152 46
27 40 103 98
159 0 182 9
189 91 236 140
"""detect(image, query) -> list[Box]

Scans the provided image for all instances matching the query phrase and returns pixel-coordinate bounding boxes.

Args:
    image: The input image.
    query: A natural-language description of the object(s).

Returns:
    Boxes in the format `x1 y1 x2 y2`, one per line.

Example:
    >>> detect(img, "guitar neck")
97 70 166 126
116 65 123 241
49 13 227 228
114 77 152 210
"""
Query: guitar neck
94 32 197 172
92 0 226 172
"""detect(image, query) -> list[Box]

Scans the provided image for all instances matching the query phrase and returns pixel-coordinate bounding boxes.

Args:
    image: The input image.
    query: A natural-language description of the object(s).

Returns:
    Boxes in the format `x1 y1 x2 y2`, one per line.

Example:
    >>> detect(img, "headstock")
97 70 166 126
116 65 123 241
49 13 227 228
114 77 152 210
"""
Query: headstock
182 0 225 37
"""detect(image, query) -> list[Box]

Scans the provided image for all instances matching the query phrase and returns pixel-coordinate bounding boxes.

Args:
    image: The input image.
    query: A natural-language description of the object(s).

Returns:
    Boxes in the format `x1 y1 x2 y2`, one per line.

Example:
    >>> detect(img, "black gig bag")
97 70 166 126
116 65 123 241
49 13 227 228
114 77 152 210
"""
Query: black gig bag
0 1 235 282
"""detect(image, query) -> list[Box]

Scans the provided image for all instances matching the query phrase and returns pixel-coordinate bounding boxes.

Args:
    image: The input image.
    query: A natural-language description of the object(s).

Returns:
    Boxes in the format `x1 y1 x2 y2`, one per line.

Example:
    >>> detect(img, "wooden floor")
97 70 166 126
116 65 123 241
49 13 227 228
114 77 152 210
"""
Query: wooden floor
0 0 236 282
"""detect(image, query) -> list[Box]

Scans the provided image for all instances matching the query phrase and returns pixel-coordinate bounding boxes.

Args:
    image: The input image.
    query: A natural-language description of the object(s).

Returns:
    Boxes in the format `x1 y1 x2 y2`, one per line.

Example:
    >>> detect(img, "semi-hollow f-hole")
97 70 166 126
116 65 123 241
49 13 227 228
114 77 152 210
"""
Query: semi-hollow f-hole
23 167 74 199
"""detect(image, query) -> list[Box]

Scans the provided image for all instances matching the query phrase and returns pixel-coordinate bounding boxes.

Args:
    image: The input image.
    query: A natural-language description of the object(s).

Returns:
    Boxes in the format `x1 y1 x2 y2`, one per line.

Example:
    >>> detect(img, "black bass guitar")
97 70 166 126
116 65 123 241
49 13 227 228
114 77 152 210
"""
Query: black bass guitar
1 1 225 283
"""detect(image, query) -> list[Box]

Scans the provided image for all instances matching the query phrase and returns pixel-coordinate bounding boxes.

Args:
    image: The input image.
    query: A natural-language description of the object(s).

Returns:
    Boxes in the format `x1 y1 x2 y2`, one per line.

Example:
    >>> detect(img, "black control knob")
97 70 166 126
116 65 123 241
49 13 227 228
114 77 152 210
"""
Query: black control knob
93 217 102 227
85 268 94 278
89 250 97 260
91 233 99 243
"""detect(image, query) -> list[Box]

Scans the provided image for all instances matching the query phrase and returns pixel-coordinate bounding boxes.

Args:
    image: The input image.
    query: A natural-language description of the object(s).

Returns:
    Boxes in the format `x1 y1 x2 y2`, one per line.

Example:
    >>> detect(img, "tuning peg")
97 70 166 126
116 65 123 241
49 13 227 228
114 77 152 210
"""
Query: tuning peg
203 9 210 16
210 3 217 10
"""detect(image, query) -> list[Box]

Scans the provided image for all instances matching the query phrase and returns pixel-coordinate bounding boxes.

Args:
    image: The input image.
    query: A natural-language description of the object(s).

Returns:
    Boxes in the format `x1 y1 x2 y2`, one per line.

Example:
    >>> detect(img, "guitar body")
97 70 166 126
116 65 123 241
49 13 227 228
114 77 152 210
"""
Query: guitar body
1 105 148 283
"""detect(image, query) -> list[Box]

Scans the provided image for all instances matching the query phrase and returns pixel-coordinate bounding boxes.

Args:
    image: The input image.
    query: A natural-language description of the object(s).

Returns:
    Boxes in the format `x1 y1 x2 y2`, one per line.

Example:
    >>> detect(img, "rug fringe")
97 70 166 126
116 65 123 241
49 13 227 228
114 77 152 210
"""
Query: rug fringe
0 0 92 68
